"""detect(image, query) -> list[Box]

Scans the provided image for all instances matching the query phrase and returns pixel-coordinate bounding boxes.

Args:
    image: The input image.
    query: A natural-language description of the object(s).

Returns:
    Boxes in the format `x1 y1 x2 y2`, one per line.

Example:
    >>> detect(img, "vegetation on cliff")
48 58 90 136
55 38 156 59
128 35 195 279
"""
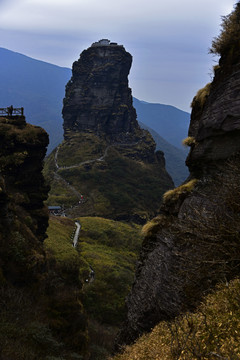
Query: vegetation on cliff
210 2 240 57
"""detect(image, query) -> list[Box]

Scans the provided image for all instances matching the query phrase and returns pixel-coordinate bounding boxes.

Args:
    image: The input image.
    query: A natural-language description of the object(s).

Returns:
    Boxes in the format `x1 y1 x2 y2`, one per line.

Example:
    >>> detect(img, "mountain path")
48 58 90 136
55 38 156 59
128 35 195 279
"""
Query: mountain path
71 221 95 284
54 141 140 170
72 221 81 247
53 140 141 203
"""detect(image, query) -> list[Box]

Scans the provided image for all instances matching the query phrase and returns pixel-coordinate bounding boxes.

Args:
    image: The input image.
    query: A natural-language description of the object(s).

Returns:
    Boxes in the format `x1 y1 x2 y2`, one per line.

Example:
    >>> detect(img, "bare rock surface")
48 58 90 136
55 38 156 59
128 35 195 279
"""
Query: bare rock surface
62 41 140 142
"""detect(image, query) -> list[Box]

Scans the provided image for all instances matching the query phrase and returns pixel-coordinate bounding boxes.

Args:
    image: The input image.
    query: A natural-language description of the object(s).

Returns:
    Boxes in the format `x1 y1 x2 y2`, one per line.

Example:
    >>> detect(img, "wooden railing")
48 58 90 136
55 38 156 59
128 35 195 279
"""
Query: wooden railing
0 106 24 116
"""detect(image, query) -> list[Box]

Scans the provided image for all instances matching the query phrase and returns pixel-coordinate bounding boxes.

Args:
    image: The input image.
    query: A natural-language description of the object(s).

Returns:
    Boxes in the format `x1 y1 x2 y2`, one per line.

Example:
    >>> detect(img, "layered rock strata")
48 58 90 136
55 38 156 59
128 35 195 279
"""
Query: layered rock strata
62 41 141 142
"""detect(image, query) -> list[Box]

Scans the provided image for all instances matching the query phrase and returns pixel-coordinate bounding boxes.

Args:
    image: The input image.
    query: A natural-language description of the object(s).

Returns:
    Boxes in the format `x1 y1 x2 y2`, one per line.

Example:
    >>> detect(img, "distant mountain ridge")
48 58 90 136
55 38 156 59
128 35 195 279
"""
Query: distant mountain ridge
0 47 189 183
133 98 190 149
139 121 189 185
0 47 71 150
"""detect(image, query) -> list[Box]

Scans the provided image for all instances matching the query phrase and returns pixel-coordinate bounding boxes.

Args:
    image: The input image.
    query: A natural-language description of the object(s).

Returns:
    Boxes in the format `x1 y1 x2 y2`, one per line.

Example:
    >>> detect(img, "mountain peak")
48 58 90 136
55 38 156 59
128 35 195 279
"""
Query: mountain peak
46 42 174 221
62 41 141 142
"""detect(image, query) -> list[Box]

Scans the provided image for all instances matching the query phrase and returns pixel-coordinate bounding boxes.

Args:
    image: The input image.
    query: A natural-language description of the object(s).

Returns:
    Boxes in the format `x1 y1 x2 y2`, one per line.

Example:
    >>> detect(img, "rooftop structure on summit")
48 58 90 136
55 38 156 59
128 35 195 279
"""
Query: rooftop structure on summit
91 39 123 47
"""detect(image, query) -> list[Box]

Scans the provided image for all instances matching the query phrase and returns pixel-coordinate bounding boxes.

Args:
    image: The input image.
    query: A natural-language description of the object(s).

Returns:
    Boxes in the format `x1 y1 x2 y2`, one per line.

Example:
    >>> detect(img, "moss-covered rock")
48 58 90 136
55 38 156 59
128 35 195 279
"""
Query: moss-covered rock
0 116 88 359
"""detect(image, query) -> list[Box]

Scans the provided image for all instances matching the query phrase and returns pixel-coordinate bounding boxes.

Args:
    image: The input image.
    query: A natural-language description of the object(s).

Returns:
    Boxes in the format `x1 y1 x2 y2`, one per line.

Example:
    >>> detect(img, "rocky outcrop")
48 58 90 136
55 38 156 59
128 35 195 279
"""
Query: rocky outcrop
46 40 174 221
116 15 240 347
187 62 240 173
63 40 141 142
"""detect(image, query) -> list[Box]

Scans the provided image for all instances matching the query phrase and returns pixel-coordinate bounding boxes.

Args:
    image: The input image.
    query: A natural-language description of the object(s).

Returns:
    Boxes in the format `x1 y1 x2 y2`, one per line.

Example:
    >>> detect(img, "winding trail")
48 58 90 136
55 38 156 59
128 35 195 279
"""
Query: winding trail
71 220 95 283
71 220 95 284
53 141 142 284
72 220 81 247
55 146 59 169
55 141 139 171
53 140 141 202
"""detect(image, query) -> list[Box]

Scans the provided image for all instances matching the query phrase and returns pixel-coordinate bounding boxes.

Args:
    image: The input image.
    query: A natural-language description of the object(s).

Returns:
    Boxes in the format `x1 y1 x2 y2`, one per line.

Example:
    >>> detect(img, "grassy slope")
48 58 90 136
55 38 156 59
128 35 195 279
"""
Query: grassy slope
45 216 142 325
45 132 172 221
45 215 79 267
78 217 142 325
112 278 240 360
0 217 87 360
45 215 142 359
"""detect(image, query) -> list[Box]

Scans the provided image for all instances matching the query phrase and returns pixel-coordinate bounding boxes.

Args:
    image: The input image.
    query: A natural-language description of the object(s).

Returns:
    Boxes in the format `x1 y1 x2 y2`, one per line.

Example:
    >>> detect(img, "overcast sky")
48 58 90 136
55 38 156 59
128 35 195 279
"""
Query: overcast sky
0 0 235 111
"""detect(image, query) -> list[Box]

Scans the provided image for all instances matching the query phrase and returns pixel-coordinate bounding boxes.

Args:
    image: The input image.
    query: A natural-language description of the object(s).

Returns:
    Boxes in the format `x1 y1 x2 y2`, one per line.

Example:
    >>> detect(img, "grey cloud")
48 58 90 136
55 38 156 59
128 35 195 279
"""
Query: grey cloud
0 0 236 111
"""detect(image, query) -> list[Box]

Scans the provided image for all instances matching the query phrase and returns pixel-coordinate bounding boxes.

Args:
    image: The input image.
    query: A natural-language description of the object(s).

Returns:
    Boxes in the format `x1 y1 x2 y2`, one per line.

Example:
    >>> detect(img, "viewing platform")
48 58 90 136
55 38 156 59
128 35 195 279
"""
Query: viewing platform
0 106 24 117
0 106 26 126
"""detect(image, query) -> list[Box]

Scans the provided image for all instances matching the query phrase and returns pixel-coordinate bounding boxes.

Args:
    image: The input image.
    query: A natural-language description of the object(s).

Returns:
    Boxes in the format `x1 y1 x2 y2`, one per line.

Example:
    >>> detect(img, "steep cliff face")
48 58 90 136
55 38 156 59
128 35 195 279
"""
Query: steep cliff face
63 41 141 142
187 59 240 173
0 115 88 359
46 40 173 221
0 115 49 284
116 7 240 347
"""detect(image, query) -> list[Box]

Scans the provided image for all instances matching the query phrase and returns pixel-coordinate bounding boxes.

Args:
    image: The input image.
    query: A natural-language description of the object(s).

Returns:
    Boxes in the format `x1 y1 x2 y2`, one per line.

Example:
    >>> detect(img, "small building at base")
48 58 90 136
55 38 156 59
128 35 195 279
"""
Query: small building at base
48 206 62 215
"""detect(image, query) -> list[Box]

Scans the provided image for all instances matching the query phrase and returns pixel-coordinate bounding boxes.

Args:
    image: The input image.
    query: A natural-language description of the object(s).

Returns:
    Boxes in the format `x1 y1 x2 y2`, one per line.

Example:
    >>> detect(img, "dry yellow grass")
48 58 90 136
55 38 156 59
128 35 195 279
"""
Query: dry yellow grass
163 179 197 203
141 215 168 238
191 82 211 109
182 136 196 147
111 278 240 360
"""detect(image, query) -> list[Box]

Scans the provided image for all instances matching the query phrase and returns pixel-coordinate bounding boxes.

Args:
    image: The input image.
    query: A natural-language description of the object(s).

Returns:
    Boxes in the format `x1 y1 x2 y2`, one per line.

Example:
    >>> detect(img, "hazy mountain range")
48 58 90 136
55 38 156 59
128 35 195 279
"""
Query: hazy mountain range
0 47 190 184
